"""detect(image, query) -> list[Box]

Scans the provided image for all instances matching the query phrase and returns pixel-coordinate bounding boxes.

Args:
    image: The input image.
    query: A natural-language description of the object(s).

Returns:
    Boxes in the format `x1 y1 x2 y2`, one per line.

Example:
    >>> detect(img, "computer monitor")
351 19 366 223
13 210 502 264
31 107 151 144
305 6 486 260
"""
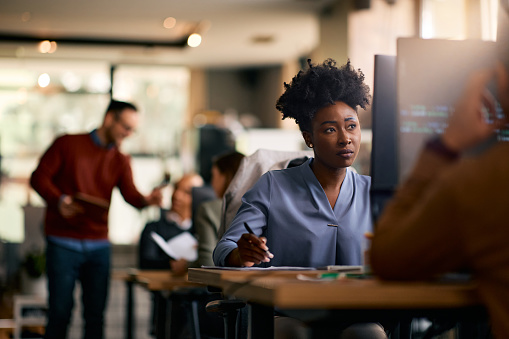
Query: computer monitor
397 38 500 182
369 54 397 222
370 35 508 222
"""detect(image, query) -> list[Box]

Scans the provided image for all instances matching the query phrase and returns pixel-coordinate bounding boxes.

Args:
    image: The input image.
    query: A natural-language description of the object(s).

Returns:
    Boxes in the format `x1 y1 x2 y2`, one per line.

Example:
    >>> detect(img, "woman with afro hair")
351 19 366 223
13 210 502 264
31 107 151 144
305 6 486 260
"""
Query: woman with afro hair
214 58 374 270
214 59 387 338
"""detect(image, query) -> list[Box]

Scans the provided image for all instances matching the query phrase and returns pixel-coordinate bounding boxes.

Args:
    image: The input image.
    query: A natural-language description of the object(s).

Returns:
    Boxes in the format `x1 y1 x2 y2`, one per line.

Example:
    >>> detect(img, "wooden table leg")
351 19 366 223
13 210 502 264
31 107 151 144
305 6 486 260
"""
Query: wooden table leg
125 279 135 339
154 291 168 339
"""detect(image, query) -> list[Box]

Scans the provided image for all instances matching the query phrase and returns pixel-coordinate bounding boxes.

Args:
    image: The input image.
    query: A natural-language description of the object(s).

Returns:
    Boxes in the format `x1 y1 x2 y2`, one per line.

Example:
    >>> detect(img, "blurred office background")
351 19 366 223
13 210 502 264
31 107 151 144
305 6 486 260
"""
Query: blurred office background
0 0 501 337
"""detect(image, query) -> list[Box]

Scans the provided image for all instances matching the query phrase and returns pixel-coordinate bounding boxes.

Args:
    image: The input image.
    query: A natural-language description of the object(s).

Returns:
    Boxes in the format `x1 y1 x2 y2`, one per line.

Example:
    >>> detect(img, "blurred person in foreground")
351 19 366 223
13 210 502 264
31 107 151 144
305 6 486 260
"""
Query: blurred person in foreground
194 151 245 266
30 100 163 339
214 59 387 338
371 63 509 339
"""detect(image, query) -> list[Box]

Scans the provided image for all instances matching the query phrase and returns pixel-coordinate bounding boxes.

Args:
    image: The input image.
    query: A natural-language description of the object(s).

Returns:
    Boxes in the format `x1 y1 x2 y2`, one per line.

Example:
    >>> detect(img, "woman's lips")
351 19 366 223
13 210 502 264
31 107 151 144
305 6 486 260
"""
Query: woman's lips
337 149 354 158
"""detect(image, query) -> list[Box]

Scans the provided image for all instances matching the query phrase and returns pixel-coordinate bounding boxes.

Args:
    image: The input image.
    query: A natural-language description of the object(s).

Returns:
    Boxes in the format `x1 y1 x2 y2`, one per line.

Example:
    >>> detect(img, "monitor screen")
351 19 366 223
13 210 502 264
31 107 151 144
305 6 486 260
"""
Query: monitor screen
371 5 509 223
397 38 504 182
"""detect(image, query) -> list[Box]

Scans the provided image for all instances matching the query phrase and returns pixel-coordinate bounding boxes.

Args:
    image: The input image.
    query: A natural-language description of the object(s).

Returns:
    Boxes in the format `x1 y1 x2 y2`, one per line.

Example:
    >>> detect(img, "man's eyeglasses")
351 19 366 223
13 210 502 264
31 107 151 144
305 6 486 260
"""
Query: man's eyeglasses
114 115 136 133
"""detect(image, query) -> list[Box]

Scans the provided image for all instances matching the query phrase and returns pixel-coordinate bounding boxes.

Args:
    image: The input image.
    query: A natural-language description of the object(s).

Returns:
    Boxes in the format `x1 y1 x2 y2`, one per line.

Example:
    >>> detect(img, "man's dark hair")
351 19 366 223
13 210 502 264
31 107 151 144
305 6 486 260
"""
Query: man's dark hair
275 58 371 132
106 100 137 118
213 151 245 198
213 151 245 185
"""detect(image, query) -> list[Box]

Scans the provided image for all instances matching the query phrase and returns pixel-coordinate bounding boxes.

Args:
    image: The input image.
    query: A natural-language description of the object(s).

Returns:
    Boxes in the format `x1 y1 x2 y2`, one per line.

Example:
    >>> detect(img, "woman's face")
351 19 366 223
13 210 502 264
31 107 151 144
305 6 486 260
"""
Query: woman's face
303 101 361 170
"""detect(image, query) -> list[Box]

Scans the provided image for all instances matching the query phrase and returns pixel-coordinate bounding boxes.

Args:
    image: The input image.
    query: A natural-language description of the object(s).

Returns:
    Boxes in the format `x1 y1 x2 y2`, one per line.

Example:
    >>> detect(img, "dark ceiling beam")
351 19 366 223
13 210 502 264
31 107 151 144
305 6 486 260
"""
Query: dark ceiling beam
0 32 188 48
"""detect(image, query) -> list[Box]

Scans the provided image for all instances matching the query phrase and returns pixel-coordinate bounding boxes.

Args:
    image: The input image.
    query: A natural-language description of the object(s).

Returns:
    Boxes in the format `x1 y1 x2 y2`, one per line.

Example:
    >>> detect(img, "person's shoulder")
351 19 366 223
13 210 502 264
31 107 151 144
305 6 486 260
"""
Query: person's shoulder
51 133 88 148
58 132 89 139
264 166 298 184
197 198 222 213
203 198 222 208
269 158 308 176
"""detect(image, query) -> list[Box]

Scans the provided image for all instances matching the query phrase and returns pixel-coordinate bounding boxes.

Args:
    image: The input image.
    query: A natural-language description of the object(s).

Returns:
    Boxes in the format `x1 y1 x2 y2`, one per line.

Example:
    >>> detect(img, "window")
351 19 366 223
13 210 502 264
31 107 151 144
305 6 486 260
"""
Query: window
0 59 190 244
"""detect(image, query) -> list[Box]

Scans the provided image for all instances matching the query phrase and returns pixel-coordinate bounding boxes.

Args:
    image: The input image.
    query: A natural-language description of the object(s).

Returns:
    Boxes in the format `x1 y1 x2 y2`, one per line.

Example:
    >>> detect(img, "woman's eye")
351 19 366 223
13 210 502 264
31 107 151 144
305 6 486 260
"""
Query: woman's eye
324 127 335 133
347 124 357 130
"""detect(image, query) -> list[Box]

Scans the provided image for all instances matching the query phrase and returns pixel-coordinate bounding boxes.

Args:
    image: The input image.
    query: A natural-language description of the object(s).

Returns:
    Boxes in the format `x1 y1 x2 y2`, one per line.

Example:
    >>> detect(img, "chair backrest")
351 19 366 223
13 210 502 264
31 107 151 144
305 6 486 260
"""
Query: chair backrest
217 148 313 239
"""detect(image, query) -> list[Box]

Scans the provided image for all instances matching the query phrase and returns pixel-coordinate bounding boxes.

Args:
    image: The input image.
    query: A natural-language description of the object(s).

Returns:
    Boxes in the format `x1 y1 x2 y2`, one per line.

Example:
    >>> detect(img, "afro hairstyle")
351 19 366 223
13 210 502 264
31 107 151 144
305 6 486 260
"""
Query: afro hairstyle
275 58 371 132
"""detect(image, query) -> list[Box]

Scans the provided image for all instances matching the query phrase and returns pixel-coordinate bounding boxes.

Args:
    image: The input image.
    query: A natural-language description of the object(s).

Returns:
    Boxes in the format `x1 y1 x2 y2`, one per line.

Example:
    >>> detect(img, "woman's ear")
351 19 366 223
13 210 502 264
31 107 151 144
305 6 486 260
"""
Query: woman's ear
302 131 313 148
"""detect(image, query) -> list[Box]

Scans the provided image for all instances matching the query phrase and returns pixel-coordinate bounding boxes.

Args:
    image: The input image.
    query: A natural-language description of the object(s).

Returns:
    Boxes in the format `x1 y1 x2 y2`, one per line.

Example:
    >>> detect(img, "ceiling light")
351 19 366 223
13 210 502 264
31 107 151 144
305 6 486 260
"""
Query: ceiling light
49 41 58 53
38 40 57 53
163 17 176 29
187 33 202 47
38 73 50 88
39 40 52 53
21 12 31 22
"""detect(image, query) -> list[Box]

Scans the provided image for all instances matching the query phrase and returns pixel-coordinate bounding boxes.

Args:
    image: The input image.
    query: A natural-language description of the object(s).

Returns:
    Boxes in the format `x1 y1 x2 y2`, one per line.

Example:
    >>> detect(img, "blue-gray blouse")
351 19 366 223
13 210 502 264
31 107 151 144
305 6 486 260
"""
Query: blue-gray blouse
213 158 372 268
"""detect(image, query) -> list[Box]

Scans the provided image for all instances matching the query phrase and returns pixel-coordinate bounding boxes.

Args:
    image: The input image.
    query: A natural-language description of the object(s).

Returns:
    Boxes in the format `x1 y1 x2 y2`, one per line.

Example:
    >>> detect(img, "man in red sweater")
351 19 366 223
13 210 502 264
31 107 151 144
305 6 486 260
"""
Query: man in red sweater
30 100 163 339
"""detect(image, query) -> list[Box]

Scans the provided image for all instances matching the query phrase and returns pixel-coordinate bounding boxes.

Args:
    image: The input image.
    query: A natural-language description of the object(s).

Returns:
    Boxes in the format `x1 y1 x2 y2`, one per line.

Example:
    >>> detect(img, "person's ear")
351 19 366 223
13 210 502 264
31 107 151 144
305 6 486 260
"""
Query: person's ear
302 131 313 148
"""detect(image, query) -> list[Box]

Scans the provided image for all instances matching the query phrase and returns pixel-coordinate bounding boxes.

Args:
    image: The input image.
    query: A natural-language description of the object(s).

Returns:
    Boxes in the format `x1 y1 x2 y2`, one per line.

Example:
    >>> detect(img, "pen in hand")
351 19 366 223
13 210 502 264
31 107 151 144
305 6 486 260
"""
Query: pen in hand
243 222 274 258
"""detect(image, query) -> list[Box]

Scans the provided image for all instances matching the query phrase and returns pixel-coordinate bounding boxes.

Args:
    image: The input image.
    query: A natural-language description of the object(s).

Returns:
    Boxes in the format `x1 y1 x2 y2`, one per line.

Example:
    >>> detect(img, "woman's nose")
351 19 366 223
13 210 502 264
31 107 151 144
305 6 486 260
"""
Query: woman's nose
337 131 352 145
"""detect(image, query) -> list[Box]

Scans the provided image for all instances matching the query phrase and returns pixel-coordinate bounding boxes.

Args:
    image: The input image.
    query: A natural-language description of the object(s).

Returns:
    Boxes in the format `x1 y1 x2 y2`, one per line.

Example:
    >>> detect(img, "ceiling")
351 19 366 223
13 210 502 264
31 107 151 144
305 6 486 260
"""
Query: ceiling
0 0 336 68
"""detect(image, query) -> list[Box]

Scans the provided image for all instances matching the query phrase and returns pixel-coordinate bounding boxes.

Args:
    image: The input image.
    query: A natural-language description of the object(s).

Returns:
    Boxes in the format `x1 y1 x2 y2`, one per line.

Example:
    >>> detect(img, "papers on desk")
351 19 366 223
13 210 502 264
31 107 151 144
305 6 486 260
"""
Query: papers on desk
201 266 317 271
317 265 364 273
150 231 198 262
200 265 364 272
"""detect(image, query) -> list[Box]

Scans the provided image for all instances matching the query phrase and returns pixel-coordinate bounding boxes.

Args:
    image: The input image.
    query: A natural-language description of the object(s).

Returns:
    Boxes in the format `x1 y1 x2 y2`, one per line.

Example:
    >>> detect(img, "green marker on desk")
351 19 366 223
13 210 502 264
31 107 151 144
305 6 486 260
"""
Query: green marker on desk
320 273 341 279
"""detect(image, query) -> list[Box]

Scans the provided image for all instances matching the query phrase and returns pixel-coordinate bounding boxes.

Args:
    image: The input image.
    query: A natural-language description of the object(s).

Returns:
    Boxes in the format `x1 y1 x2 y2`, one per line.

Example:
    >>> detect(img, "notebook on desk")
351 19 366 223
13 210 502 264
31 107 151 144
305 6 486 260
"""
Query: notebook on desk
200 265 363 272
200 266 317 271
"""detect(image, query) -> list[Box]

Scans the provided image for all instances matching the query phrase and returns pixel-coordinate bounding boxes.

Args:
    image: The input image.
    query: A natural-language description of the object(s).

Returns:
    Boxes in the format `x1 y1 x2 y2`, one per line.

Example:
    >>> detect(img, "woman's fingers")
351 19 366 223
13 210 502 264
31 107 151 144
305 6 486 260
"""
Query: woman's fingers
237 233 272 264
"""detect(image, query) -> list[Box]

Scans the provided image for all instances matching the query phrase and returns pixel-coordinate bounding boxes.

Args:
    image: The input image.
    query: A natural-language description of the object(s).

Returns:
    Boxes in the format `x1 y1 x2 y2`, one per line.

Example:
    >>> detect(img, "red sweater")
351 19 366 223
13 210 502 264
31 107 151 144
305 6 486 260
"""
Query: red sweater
30 133 147 240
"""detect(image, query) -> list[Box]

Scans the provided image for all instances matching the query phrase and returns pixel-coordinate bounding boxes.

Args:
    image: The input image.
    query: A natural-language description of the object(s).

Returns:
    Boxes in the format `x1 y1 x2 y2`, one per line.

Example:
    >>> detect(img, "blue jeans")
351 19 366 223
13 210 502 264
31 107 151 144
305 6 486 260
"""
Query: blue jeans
44 241 111 339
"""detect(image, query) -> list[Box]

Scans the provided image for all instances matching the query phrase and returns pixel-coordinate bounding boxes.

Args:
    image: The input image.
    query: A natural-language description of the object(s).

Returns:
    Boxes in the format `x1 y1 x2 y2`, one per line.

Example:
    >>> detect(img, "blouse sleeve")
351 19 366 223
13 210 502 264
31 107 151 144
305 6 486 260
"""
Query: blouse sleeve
213 172 272 266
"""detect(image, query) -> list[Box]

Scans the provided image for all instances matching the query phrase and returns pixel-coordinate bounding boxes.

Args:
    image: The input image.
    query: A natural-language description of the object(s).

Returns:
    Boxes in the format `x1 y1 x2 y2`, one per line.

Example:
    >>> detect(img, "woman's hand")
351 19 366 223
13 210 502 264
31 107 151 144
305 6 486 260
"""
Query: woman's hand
227 233 274 267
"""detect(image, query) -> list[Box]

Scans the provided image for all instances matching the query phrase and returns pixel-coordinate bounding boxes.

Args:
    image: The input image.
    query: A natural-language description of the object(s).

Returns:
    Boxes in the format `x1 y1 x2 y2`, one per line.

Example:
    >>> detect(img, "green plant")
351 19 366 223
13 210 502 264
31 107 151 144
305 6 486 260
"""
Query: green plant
23 249 46 279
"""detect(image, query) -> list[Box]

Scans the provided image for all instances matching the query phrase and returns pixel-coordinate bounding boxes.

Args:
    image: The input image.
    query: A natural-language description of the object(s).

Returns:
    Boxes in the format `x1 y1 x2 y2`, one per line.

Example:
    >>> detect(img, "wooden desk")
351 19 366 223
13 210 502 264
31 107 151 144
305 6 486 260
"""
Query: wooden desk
113 268 201 339
188 268 485 339
189 268 319 289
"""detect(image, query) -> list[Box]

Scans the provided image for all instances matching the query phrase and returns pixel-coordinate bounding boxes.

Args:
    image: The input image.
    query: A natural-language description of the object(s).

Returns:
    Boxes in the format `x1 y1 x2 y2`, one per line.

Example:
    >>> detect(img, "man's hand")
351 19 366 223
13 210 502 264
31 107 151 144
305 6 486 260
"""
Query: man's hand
58 195 83 218
145 187 163 206
443 64 509 153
